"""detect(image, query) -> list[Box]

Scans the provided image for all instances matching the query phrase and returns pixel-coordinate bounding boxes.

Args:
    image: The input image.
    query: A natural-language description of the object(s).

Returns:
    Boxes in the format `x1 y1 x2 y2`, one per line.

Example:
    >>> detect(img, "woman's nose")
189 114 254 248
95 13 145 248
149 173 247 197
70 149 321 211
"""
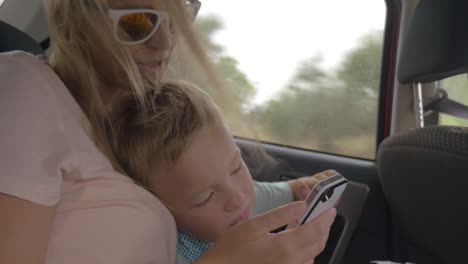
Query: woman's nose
145 20 173 51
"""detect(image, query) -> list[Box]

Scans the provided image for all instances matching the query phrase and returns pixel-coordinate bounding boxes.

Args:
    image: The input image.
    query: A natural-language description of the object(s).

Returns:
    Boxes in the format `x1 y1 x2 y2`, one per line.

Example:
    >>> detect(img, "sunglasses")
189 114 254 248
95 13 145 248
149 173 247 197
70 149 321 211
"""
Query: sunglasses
107 0 201 45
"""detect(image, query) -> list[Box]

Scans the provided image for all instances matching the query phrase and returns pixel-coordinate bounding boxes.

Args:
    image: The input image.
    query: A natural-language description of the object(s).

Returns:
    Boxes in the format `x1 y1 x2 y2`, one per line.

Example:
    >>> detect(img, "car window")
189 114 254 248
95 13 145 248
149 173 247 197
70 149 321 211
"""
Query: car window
439 74 468 127
171 0 386 160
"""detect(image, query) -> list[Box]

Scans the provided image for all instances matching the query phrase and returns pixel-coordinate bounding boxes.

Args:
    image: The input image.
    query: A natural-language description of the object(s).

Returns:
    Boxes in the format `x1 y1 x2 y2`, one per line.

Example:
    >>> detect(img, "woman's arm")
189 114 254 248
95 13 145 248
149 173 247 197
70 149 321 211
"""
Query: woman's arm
0 194 55 264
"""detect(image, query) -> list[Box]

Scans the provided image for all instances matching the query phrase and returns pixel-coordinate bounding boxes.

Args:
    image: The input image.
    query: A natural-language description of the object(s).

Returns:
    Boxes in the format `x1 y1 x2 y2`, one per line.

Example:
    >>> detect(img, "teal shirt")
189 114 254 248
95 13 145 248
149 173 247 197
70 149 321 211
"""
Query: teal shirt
176 180 293 264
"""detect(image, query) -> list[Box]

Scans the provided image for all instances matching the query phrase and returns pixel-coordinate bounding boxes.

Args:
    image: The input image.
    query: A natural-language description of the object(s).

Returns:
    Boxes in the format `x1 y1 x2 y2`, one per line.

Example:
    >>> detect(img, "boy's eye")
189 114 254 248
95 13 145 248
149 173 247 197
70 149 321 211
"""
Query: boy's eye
232 163 242 175
194 192 214 208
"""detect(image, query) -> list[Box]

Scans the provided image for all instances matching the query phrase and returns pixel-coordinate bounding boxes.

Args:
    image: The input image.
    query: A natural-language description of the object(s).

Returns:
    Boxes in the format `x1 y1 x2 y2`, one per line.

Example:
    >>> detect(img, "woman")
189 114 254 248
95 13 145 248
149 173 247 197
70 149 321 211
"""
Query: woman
0 0 337 263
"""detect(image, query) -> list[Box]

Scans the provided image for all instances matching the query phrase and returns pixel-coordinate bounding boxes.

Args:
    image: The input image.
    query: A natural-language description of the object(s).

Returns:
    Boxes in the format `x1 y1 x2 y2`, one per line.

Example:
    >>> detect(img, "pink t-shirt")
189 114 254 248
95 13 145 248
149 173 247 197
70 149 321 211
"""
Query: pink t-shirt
0 51 177 263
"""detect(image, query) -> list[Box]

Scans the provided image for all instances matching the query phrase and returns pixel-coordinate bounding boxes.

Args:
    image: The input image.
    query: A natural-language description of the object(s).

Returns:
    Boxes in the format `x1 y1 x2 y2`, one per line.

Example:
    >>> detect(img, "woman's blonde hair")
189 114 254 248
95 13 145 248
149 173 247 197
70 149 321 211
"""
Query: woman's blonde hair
111 80 223 187
43 0 223 170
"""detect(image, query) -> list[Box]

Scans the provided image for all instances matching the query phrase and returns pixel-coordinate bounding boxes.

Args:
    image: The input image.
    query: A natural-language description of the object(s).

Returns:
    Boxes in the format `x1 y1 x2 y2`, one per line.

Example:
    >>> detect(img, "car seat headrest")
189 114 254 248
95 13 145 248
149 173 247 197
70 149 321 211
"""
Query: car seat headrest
398 0 468 84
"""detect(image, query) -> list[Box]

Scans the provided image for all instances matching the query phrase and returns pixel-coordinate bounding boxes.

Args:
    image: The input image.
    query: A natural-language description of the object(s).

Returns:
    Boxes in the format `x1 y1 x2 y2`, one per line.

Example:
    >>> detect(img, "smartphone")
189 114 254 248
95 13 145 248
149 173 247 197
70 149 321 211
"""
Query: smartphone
288 173 348 229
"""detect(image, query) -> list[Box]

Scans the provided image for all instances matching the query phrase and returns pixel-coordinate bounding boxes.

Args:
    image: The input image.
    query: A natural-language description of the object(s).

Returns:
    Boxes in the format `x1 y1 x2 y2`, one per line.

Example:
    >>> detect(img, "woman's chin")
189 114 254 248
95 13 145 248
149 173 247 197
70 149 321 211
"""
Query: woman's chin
140 72 165 85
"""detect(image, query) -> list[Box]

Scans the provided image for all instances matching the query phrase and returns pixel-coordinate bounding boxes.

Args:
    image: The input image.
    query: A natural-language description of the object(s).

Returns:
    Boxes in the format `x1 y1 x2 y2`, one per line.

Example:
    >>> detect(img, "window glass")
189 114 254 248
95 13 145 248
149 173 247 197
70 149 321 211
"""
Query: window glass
171 0 386 159
439 74 468 127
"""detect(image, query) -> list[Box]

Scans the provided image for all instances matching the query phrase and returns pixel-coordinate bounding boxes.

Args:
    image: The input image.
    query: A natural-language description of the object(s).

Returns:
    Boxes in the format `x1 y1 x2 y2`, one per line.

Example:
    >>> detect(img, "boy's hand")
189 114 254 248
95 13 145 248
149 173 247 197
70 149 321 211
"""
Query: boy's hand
287 170 338 201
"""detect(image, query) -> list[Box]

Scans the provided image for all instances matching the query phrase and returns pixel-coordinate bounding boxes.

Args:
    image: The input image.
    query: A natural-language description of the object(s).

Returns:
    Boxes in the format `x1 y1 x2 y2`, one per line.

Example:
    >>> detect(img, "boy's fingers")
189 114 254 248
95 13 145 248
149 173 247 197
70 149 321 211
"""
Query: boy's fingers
304 177 319 188
315 173 328 180
235 202 307 239
299 181 311 199
281 208 337 250
311 170 338 182
324 170 338 176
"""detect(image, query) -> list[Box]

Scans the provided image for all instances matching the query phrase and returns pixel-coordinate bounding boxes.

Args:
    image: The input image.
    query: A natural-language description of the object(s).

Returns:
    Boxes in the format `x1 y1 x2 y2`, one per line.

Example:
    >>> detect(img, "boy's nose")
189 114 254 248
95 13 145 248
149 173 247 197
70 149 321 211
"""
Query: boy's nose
224 191 244 212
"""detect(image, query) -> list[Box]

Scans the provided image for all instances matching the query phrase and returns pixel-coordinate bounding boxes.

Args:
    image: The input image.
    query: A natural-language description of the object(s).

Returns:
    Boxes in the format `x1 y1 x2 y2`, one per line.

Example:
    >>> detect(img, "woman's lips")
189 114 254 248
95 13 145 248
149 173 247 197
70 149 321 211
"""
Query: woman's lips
231 207 251 226
137 60 164 73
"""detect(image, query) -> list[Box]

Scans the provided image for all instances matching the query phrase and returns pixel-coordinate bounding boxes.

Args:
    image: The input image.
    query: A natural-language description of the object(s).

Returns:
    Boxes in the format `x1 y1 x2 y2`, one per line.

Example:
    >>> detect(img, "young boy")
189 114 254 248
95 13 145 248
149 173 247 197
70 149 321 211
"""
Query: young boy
110 81 335 264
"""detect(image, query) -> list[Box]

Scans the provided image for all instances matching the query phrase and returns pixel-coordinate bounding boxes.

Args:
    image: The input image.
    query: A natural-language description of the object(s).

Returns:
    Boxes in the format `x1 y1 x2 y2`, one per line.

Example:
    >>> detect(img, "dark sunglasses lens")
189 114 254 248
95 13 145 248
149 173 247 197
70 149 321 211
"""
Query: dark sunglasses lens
117 12 159 43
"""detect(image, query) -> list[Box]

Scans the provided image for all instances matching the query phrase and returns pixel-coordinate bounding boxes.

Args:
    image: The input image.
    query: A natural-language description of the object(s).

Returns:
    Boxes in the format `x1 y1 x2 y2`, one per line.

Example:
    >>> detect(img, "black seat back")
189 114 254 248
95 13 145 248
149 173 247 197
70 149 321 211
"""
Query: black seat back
378 126 468 263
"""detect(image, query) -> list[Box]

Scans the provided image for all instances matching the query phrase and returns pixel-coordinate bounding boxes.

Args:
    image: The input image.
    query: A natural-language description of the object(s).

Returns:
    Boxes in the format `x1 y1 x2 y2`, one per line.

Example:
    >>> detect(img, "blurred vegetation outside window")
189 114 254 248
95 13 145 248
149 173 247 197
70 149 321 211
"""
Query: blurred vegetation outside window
439 74 468 127
168 1 386 160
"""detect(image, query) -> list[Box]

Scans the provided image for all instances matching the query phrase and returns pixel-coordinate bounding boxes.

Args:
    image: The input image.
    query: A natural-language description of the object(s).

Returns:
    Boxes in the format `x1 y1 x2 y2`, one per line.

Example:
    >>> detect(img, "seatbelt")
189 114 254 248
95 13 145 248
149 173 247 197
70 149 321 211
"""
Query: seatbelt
424 89 468 120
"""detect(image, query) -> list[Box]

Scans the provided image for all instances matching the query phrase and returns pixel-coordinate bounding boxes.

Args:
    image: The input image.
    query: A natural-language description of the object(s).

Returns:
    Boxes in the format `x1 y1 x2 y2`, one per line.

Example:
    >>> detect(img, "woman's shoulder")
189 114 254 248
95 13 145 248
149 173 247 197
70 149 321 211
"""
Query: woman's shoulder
0 50 53 77
0 51 75 206
1 50 49 68
0 51 69 131
1 51 67 101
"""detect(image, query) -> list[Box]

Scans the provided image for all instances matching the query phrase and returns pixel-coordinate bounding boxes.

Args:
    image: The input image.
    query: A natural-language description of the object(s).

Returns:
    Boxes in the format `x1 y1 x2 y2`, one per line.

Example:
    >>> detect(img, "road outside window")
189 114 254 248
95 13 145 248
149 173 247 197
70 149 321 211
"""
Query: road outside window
440 74 468 127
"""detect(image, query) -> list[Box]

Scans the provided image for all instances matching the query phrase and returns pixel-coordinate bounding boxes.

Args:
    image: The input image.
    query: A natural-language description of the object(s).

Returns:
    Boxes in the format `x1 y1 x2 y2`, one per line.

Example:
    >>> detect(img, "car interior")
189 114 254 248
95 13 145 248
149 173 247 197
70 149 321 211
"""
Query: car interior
377 0 468 263
1 0 467 263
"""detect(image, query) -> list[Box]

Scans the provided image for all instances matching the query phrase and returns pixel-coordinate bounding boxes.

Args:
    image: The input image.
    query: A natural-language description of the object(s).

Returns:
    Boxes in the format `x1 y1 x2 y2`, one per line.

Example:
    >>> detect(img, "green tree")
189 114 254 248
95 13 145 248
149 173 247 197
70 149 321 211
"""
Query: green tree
252 30 384 158
440 74 468 126
334 31 382 134
168 14 256 109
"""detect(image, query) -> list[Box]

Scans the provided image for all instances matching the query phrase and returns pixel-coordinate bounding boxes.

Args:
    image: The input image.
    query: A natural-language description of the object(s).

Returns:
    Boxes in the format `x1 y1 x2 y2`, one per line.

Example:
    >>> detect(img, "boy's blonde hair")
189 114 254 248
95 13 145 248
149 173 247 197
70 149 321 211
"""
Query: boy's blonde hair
111 81 223 187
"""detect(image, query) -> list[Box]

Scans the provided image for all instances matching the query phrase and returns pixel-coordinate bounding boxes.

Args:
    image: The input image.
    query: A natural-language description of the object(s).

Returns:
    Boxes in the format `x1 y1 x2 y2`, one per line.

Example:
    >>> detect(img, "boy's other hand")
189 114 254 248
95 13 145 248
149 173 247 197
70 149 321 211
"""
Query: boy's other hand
287 170 338 201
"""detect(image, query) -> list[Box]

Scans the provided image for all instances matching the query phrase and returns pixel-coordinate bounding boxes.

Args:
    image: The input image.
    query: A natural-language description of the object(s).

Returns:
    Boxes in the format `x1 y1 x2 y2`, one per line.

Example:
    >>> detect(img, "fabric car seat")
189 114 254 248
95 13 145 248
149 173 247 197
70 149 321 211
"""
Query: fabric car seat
377 0 468 263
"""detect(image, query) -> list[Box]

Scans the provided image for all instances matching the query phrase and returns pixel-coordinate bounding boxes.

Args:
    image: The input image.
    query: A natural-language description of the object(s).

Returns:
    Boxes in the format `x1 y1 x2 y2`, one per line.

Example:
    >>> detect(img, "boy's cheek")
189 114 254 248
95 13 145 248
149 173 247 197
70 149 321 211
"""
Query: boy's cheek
174 205 228 242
